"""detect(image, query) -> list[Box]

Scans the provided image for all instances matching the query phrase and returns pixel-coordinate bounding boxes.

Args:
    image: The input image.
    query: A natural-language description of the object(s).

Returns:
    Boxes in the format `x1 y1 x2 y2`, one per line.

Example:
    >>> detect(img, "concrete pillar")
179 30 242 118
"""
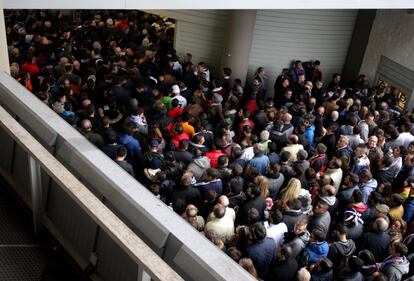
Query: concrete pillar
0 0 10 74
342 10 376 82
221 10 256 85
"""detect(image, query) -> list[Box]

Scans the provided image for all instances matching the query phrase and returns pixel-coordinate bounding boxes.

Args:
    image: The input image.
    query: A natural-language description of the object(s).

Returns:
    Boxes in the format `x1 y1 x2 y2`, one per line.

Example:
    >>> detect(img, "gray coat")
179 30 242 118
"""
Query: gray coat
308 211 331 235
381 256 410 281
288 230 310 259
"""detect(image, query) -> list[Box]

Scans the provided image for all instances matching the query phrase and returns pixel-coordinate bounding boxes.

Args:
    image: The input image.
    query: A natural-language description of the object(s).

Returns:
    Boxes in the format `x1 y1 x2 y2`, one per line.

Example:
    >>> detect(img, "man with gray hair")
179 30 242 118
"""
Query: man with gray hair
336 135 352 159
246 143 270 175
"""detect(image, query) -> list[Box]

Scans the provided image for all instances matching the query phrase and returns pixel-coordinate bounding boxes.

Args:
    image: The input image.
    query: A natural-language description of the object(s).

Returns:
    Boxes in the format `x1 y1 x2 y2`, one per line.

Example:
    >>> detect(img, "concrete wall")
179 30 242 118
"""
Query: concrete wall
359 10 414 82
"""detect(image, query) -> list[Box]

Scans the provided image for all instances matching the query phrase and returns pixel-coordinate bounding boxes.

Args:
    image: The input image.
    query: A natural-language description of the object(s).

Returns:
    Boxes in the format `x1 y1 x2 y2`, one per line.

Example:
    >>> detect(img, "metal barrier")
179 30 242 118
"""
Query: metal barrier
0 72 254 281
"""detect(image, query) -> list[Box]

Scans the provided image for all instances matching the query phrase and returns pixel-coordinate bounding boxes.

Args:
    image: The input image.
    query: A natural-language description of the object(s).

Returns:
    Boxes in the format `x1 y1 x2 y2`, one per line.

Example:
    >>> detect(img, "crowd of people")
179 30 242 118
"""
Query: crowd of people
5 9 414 281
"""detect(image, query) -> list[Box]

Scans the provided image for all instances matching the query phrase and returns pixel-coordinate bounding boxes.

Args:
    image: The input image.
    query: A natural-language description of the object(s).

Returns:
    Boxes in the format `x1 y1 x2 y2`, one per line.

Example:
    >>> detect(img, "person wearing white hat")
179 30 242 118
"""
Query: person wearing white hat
171 84 187 108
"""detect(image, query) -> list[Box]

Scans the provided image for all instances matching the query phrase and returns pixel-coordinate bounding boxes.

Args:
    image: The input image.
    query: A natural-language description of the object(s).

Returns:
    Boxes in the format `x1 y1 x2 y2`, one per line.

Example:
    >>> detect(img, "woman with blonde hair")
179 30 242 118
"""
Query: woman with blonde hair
279 178 302 205
255 175 269 198
390 218 407 243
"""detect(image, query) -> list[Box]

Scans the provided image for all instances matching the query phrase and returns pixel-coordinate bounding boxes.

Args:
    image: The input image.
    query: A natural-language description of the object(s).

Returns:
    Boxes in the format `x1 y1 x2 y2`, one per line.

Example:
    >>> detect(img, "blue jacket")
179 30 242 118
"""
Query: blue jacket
404 199 414 222
305 241 329 264
304 124 315 148
248 155 270 175
337 146 353 160
118 134 141 165
246 238 276 279
194 179 223 198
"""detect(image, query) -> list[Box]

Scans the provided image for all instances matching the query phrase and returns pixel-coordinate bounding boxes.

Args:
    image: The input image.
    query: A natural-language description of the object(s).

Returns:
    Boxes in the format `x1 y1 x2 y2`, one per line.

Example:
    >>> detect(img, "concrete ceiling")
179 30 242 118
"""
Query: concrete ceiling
2 0 414 10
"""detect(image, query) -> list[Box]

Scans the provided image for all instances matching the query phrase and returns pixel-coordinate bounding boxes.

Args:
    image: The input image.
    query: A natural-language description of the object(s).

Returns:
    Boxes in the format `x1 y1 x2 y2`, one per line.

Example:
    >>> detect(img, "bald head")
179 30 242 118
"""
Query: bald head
331 110 339 121
81 119 92 132
297 267 311 281
374 217 389 232
282 113 292 123
218 195 229 208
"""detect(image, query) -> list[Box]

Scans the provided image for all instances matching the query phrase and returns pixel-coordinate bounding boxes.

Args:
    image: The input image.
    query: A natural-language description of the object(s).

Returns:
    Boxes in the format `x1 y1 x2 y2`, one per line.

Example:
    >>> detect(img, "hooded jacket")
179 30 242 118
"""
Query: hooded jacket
328 239 356 270
305 241 329 263
187 156 211 181
347 202 368 214
129 115 148 135
304 124 315 148
118 133 141 165
319 195 337 207
381 256 410 281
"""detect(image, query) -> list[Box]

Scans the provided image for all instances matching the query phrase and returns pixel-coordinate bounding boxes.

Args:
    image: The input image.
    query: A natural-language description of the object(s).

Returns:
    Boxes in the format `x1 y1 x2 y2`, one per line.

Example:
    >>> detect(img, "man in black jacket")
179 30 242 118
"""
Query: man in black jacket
115 145 135 177
172 172 201 208
236 183 266 226
265 244 299 281
360 217 390 262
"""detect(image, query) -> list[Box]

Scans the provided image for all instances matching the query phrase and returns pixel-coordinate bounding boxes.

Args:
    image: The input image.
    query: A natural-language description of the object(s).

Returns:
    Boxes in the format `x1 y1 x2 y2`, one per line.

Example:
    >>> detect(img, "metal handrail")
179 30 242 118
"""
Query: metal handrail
0 104 183 281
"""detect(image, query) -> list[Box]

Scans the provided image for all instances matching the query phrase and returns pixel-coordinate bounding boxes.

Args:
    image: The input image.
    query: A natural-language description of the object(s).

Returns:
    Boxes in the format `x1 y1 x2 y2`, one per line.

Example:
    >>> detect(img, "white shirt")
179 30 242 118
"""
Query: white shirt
397 132 414 148
205 210 235 243
240 146 255 161
326 168 343 193
172 95 187 108
266 222 288 249
280 144 304 162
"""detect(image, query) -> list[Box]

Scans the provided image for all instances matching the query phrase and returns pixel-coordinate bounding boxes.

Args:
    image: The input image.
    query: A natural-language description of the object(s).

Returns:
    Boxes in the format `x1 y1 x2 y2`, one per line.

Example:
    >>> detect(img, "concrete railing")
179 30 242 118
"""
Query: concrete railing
0 103 183 281
0 72 254 281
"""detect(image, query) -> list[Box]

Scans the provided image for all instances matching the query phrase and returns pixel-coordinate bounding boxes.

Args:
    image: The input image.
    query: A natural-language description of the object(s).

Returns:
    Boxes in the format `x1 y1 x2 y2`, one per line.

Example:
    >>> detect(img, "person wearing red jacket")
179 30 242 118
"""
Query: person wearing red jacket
171 123 189 149
205 146 225 168
21 54 40 77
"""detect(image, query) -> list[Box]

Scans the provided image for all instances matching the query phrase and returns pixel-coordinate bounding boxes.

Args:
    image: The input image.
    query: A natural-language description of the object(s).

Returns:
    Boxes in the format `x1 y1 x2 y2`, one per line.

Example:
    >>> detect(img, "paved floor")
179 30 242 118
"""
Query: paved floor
0 183 84 281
